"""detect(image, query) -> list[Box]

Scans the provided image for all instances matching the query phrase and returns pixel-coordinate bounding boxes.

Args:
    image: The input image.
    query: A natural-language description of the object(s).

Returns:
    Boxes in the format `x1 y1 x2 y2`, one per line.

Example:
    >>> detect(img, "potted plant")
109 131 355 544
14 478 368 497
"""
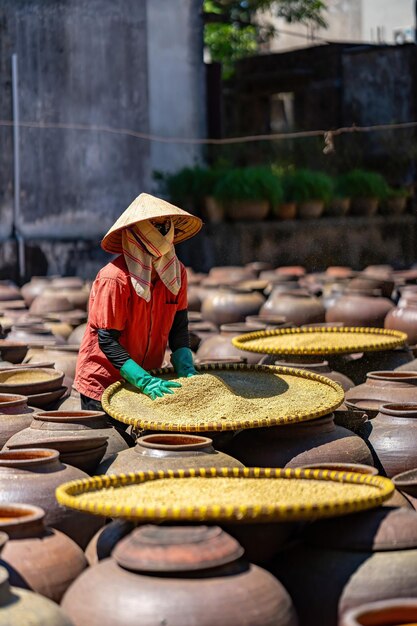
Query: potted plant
380 187 409 215
213 166 283 221
273 169 297 220
338 170 388 216
279 169 332 219
327 175 351 216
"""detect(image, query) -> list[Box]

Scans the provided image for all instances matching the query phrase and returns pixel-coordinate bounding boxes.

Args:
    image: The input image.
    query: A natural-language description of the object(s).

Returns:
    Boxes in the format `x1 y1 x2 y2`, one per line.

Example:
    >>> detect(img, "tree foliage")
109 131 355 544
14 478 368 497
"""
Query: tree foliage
204 0 328 77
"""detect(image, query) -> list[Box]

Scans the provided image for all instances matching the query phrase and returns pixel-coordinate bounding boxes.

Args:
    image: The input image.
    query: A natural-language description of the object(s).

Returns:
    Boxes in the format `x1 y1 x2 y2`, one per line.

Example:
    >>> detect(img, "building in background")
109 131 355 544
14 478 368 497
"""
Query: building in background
0 0 205 278
262 0 415 52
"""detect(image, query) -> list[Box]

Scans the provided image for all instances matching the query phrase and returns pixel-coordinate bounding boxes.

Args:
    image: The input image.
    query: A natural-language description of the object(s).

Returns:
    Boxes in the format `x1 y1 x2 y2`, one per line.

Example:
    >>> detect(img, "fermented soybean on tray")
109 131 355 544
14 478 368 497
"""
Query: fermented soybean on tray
56 467 394 523
101 363 345 432
232 327 407 357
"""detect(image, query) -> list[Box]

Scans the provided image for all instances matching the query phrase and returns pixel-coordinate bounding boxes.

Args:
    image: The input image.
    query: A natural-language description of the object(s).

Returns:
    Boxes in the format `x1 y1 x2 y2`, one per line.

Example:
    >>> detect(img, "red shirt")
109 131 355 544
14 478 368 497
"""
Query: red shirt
74 255 188 400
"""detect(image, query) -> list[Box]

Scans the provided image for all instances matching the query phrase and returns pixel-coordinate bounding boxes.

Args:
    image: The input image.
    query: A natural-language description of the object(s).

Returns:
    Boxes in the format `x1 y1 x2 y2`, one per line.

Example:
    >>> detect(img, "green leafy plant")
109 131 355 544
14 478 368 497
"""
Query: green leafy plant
280 169 332 203
386 187 409 199
153 166 227 212
213 166 283 206
335 170 388 200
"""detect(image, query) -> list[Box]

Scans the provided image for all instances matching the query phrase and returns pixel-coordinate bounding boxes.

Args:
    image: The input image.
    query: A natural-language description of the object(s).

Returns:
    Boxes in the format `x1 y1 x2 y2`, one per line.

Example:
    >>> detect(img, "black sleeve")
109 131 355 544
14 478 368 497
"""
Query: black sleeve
168 309 190 353
97 328 130 370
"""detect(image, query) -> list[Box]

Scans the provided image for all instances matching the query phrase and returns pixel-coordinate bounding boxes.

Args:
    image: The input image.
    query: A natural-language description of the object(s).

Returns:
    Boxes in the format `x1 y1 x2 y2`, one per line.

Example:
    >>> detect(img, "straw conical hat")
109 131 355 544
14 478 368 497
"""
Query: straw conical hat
101 193 203 253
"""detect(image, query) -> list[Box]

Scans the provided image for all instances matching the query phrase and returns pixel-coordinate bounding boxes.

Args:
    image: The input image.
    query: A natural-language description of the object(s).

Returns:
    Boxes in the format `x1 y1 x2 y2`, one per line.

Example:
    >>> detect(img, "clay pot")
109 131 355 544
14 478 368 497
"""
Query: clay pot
225 199 270 221
345 371 417 417
341 598 417 626
62 525 297 626
188 321 218 352
0 565 73 625
326 292 394 327
196 323 265 365
0 394 37 448
67 323 87 347
261 290 325 326
245 314 288 328
187 285 202 312
54 288 89 311
26 346 79 379
226 414 374 468
350 197 379 215
97 433 244 475
0 368 64 396
272 507 417 626
0 503 87 602
201 287 265 325
0 285 21 302
44 321 74 340
245 261 273 275
0 449 104 548
21 278 51 307
51 278 84 290
270 357 354 391
385 303 417 345
363 403 417 477
29 295 73 316
298 200 324 219
9 324 66 347
85 520 134 566
0 341 28 364
350 275 394 299
330 347 414 386
208 266 256 283
5 410 129 463
276 266 306 277
393 468 417 511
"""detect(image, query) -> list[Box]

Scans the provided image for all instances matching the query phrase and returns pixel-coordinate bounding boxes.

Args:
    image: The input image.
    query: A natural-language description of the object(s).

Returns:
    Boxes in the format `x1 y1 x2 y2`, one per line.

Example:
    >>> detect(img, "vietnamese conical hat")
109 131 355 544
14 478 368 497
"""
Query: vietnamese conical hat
101 193 203 253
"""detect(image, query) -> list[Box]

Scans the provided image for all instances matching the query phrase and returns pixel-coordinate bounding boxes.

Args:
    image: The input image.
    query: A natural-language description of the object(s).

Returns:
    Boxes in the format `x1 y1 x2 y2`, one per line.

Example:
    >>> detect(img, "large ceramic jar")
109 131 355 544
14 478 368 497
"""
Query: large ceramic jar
341 598 417 626
28 346 79 379
29 294 73 316
272 507 417 626
0 503 87 602
5 410 130 463
67 323 87 347
0 565 73 625
196 323 266 365
364 403 417 477
97 433 244 475
226 414 373 468
385 303 417 345
349 274 394 299
0 448 104 548
208 266 256 284
62 525 297 626
21 278 51 307
326 291 394 327
345 371 417 416
201 287 265 325
260 290 325 326
330 347 414 386
0 394 37 448
271 358 354 391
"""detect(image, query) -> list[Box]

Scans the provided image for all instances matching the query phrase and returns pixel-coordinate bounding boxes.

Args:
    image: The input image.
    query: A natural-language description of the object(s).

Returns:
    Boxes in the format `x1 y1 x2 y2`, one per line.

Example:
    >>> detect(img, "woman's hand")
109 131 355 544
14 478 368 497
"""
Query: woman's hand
120 359 181 400
171 347 197 378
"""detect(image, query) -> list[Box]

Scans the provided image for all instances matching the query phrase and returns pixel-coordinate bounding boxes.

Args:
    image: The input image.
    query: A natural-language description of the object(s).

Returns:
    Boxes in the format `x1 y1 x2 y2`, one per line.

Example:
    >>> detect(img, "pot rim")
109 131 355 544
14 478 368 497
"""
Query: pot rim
0 448 60 467
392 468 417 488
0 393 28 408
138 434 213 451
0 503 45 527
34 410 105 422
379 402 417 417
299 462 378 475
367 370 417 381
342 597 417 626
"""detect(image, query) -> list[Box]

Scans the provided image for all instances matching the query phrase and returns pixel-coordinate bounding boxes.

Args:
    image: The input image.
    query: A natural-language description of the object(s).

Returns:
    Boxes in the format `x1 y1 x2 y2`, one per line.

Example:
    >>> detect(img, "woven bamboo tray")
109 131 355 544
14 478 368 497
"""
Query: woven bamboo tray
232 327 407 357
101 363 344 432
55 467 394 523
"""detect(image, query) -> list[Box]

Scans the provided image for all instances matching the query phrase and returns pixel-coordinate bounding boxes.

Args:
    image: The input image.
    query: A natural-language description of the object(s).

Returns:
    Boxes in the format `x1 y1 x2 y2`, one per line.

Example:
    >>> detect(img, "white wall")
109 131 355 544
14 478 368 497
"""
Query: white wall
146 0 206 178
361 0 415 43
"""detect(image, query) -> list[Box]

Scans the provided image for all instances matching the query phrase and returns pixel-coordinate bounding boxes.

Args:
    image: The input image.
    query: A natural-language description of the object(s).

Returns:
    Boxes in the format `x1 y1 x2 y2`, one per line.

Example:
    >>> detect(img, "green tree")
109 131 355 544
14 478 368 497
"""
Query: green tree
204 0 328 78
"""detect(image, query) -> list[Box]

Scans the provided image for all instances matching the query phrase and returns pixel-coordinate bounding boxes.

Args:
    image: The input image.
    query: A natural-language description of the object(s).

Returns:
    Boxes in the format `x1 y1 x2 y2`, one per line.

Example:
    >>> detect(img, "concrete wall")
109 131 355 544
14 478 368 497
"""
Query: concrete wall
0 0 150 241
147 0 205 177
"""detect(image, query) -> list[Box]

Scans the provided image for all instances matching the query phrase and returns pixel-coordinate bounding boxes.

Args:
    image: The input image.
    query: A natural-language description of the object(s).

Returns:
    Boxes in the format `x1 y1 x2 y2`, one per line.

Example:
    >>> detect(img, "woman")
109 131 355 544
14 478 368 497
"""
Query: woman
74 192 202 416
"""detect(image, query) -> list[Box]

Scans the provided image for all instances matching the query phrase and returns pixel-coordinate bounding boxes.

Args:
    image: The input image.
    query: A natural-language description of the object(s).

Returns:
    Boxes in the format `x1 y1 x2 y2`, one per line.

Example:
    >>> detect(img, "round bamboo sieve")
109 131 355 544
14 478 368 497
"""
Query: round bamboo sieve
56 467 394 523
232 327 407 356
101 363 345 431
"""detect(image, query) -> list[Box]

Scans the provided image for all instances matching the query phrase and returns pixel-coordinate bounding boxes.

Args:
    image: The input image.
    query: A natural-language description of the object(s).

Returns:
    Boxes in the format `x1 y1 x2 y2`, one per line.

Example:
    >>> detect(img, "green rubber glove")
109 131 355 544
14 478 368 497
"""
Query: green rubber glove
120 359 181 400
171 347 198 378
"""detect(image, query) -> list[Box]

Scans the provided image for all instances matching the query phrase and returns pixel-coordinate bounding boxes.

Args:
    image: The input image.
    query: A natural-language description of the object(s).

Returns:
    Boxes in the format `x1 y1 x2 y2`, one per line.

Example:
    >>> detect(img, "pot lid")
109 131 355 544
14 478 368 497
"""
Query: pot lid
113 525 244 572
306 507 417 551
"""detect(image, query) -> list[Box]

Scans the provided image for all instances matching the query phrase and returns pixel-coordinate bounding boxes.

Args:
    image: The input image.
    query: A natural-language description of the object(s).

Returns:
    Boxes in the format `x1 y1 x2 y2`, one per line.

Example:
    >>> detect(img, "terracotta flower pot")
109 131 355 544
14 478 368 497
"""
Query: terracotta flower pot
0 565 73 625
97 433 244 475
382 196 408 214
327 197 351 216
0 449 104 548
62 525 297 626
341 598 417 626
5 410 129 464
0 503 87 602
201 287 265 325
226 413 373 468
0 394 37 448
297 200 324 219
275 202 297 220
345 371 417 417
272 507 417 626
225 199 270 221
350 197 379 215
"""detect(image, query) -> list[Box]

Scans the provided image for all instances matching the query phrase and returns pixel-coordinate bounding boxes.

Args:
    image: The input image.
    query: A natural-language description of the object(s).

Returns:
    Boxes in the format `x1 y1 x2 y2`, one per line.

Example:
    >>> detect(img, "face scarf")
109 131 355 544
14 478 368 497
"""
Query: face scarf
122 219 181 302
